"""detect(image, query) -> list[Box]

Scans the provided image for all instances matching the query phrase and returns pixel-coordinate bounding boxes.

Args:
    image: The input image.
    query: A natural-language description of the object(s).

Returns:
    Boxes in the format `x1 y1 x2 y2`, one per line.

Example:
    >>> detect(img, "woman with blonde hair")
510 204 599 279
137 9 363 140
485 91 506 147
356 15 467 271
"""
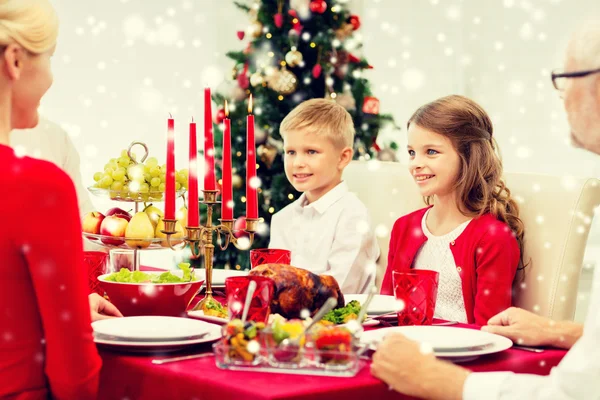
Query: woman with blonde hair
0 1 119 398
381 95 525 325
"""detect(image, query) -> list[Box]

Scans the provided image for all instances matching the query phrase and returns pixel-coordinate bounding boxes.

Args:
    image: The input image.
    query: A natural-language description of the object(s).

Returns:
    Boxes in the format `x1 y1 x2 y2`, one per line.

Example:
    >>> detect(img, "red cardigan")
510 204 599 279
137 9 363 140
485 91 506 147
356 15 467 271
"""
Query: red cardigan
381 207 520 326
0 144 101 399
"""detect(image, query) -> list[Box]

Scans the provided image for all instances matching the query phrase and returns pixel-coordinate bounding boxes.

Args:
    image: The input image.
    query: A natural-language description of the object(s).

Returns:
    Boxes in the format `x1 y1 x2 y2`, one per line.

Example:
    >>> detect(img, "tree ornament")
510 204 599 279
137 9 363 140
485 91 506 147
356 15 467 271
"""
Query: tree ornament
236 30 245 40
237 63 250 89
268 66 298 95
312 64 322 78
233 216 248 239
214 108 226 124
274 0 284 28
285 48 303 67
232 174 243 189
309 0 327 14
348 15 361 30
362 96 380 115
255 126 268 145
335 23 354 40
258 144 278 168
377 148 398 162
335 93 356 111
247 20 264 38
250 72 264 87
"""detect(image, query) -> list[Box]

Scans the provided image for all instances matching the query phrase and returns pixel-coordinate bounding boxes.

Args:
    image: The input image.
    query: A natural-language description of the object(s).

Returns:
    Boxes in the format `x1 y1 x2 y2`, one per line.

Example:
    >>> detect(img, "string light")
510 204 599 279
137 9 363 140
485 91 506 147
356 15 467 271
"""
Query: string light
310 42 316 48
288 193 294 199
241 196 247 203
278 95 284 100
266 33 272 39
268 207 275 213
236 151 242 157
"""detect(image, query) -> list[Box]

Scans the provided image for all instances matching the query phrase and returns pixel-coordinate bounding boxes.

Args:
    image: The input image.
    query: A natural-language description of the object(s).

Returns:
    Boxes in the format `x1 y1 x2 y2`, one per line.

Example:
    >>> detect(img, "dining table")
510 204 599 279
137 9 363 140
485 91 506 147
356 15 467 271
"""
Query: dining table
97 294 567 400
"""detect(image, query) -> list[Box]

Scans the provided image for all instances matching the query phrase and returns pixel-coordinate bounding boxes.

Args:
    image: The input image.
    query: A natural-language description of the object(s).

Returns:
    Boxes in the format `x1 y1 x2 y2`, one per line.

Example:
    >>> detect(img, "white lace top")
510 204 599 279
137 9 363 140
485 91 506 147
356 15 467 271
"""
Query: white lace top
413 209 472 323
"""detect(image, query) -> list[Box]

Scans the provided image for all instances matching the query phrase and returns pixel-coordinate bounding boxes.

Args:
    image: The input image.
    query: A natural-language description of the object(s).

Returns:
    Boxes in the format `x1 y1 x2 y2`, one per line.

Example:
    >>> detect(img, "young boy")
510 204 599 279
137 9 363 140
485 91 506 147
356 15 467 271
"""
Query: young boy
268 99 380 294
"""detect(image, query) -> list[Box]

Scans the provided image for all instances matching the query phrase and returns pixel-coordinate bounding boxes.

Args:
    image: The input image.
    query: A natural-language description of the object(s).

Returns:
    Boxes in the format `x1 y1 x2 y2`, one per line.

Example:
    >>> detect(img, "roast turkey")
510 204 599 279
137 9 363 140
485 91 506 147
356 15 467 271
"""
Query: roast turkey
248 263 344 319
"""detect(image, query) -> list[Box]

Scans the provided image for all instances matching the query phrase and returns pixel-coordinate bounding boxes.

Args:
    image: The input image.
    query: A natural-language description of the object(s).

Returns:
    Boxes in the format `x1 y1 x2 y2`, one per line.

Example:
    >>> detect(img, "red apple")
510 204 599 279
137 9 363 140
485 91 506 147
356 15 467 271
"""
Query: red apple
100 215 129 245
82 211 105 234
106 207 132 221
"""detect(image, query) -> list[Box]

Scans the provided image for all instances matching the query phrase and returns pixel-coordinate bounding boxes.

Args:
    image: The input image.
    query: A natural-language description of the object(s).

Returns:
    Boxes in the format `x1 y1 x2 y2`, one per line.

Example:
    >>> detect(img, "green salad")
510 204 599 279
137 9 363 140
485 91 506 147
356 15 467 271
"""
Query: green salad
322 300 362 324
105 263 198 283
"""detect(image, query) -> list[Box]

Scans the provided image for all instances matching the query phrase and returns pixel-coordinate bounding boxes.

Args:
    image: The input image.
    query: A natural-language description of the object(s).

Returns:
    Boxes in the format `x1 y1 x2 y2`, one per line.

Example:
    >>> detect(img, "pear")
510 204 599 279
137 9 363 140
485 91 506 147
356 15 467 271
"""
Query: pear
176 205 189 235
143 203 164 229
125 212 155 248
155 217 185 247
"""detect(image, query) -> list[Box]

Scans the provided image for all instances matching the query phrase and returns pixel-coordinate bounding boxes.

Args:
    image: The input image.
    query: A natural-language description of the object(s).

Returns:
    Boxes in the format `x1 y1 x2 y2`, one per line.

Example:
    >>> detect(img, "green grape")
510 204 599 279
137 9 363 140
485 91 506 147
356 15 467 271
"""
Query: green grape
129 181 141 193
145 157 159 168
139 182 150 193
112 169 126 181
181 181 188 189
159 183 166 192
151 193 164 201
143 164 151 174
175 182 181 191
111 181 124 192
179 168 189 178
100 175 113 188
149 166 161 177
160 173 166 183
117 157 130 168
143 172 152 183
120 149 129 158
127 164 144 181
150 177 161 187
93 172 103 182
140 193 150 202
176 172 186 184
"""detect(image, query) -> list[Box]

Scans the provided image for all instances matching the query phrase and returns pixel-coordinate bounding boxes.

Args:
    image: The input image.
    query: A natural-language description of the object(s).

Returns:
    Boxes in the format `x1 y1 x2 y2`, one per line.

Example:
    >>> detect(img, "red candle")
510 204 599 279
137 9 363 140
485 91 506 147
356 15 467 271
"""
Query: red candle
188 118 199 227
221 101 233 220
165 115 176 220
204 88 216 191
246 95 258 219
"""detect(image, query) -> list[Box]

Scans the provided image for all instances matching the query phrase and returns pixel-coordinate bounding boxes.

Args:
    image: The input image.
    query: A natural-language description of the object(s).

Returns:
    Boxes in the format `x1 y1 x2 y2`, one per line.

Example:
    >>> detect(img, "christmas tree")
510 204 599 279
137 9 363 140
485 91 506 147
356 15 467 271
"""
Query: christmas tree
205 0 398 270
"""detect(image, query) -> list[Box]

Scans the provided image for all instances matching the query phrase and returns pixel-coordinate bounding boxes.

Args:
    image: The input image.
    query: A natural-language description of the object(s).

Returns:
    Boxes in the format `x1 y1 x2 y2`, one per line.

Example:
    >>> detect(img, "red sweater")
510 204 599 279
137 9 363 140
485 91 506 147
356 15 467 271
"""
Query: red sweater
381 207 520 326
0 144 101 399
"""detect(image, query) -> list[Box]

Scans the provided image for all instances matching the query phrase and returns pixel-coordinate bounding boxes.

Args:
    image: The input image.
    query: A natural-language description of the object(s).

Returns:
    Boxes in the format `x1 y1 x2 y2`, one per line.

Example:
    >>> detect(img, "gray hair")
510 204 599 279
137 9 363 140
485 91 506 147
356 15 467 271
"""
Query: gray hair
569 17 600 69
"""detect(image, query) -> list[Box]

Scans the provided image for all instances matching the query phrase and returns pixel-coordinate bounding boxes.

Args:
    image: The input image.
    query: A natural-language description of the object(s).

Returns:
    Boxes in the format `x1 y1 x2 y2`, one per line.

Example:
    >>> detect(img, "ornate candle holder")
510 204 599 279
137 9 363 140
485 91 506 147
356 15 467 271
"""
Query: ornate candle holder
161 189 261 311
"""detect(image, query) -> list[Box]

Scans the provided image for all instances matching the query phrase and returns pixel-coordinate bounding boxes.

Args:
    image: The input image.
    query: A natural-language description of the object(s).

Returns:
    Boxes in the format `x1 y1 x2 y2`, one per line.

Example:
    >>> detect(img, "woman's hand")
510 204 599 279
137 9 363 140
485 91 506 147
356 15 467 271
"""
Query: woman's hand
89 293 123 322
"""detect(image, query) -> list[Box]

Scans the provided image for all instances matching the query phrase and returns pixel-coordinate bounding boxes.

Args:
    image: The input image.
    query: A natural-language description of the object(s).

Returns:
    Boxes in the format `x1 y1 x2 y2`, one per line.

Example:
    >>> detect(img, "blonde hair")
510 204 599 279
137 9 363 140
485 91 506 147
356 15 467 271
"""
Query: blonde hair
0 0 59 54
408 95 527 270
280 98 355 149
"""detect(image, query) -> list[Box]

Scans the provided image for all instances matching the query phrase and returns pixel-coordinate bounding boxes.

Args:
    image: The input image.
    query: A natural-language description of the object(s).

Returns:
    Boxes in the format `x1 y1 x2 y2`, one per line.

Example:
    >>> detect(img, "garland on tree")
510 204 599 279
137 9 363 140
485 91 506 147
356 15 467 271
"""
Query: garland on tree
195 0 399 270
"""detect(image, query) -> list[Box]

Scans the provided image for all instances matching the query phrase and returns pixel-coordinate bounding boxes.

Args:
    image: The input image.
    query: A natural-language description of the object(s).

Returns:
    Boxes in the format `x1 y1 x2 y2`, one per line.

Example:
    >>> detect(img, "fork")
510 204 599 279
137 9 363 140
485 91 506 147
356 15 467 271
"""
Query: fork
152 352 214 365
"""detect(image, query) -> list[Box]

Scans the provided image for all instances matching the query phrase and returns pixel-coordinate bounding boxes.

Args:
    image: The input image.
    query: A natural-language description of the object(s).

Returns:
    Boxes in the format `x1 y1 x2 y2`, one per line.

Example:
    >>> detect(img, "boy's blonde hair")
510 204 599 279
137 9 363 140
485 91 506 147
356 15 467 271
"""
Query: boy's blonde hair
0 0 59 54
280 98 355 149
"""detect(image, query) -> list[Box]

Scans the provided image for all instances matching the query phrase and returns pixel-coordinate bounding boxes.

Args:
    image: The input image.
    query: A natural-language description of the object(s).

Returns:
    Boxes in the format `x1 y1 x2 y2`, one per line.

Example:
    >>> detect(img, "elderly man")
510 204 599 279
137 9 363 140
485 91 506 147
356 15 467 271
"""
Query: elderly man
371 19 600 400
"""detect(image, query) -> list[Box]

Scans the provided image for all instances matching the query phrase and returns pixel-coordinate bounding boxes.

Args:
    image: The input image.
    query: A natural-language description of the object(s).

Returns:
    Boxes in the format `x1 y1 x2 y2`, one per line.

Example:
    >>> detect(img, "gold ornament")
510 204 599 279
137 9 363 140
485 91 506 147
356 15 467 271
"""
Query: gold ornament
335 23 354 40
259 144 278 168
232 174 243 189
268 66 298 95
284 49 303 67
248 20 264 38
250 72 264 87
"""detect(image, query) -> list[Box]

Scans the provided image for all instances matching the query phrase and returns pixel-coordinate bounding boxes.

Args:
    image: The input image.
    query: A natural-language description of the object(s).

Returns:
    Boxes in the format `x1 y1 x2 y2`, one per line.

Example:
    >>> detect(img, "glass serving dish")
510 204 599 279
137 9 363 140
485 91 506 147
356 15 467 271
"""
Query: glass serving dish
87 186 187 202
82 232 184 250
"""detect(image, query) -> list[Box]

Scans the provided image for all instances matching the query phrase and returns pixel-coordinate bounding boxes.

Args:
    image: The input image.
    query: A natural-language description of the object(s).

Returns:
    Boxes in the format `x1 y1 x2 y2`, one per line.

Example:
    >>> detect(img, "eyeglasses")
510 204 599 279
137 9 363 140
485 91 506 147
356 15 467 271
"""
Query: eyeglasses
551 67 600 91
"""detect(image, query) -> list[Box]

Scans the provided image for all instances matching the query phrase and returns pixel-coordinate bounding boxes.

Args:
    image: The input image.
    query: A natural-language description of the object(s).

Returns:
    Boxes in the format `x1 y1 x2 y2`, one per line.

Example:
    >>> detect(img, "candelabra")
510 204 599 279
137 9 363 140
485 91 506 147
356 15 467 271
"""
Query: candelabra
161 189 260 310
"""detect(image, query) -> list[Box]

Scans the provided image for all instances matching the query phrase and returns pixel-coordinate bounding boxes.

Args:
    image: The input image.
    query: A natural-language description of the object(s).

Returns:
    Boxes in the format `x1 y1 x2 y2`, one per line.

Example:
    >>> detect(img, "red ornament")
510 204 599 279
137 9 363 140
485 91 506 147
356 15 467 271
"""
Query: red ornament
348 53 361 63
309 0 327 14
233 216 249 238
362 96 380 115
236 30 245 40
274 13 284 28
214 108 226 125
348 15 361 30
312 64 322 78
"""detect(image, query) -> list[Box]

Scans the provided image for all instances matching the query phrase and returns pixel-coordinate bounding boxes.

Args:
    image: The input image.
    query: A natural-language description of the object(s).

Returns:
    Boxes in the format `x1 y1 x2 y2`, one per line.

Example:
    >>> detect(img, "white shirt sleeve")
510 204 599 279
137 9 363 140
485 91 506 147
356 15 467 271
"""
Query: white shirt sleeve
463 269 600 400
268 212 284 249
327 209 379 294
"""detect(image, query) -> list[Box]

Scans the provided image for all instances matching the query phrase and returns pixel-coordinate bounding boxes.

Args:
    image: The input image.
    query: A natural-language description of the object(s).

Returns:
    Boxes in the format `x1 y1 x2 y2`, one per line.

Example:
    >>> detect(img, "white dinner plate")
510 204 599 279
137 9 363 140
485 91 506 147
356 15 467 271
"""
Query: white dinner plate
187 310 228 325
197 269 248 286
92 316 212 341
360 326 512 359
93 319 221 353
344 294 400 316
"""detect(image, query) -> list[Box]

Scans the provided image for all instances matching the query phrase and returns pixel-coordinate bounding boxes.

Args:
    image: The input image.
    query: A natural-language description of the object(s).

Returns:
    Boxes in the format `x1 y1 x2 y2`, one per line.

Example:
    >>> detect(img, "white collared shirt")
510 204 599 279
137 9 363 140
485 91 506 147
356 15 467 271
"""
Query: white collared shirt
269 181 380 294
10 118 94 218
463 267 600 400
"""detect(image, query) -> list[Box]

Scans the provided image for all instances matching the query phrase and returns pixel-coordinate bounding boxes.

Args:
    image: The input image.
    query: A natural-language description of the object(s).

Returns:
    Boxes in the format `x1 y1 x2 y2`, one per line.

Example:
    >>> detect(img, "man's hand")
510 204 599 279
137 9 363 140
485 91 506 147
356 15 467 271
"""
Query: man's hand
481 307 582 349
89 293 123 322
370 333 469 400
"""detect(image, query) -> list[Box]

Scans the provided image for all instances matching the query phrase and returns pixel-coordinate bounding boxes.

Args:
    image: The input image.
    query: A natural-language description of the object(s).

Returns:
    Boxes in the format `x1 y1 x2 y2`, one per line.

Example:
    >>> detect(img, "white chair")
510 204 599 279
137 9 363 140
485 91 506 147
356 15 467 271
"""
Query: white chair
344 160 600 321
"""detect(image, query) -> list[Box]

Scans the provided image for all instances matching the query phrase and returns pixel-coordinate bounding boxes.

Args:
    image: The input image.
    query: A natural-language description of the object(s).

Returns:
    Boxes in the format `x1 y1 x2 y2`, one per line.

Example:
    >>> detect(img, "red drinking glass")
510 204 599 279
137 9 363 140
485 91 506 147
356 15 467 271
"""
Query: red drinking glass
84 251 110 296
225 276 275 323
250 248 291 269
392 270 439 326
